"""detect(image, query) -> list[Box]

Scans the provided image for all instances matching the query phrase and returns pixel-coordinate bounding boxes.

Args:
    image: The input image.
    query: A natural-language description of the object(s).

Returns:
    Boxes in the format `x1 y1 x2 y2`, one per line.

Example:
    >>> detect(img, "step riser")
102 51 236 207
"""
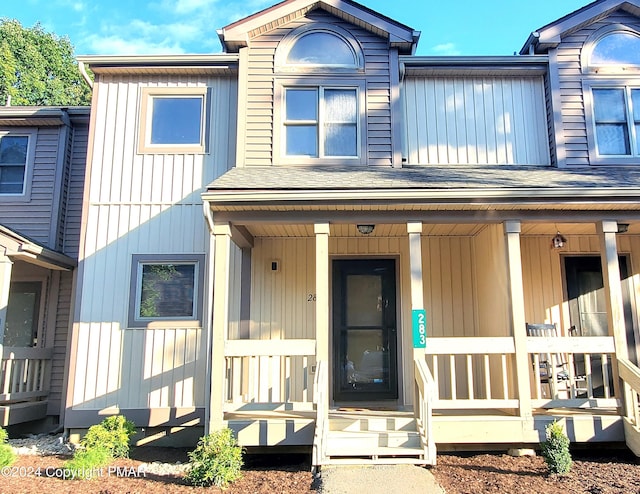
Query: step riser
326 433 422 449
329 417 417 432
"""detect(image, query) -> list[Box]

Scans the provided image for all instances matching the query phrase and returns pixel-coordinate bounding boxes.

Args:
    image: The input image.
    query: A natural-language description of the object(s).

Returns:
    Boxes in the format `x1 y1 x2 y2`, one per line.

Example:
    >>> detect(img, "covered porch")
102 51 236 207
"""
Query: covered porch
201 167 640 465
0 225 76 426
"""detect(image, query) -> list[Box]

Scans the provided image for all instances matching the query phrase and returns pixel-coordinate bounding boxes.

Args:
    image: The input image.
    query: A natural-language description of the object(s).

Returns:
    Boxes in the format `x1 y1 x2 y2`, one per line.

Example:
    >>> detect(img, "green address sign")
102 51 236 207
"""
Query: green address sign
412 309 427 348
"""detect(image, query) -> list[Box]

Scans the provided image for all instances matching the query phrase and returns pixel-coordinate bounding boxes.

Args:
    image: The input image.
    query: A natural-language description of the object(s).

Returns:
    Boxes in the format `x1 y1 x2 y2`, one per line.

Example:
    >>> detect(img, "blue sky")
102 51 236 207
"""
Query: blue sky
2 0 590 56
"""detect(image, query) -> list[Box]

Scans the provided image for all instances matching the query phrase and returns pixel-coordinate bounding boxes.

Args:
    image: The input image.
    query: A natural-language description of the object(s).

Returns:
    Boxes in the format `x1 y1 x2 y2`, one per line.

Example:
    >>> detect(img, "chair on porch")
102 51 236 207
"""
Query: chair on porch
526 323 570 398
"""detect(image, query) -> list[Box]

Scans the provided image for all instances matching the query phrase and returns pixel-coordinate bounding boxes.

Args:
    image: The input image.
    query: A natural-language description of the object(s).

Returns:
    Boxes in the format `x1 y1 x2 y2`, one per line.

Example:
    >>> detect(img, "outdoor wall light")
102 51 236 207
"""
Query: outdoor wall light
551 232 567 249
617 223 630 234
357 224 375 235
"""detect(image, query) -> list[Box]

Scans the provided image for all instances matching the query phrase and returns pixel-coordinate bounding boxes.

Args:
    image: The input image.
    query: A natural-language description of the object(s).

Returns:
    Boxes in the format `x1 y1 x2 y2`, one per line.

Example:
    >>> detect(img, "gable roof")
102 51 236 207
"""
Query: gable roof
520 0 640 54
218 0 419 54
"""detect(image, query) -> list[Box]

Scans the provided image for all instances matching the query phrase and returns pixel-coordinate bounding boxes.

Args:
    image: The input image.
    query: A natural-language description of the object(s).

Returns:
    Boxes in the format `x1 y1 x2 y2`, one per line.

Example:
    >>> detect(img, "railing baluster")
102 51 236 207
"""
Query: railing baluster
466 355 474 400
449 355 456 400
602 354 610 399
585 354 593 398
501 354 509 400
483 354 491 399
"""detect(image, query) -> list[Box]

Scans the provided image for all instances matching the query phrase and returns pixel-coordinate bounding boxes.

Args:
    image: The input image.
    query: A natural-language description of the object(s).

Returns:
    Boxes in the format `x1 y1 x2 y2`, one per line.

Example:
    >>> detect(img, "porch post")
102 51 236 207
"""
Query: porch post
504 221 532 418
597 220 629 409
209 222 232 433
0 252 12 348
407 221 424 361
314 223 330 364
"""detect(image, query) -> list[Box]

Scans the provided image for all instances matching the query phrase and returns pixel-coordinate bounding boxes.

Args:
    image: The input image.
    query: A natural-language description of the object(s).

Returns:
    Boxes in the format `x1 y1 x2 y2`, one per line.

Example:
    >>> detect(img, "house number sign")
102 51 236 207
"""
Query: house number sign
412 309 427 348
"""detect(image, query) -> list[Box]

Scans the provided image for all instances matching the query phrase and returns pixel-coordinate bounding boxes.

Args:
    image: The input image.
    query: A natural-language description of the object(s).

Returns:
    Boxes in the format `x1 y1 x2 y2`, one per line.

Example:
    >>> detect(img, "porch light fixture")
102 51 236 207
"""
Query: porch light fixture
617 223 629 234
551 231 567 249
357 224 375 235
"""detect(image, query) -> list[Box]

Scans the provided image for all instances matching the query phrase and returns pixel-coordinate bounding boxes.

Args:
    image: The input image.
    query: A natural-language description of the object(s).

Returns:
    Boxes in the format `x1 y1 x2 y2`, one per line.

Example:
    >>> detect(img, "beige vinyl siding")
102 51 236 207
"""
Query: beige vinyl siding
403 76 550 165
474 224 509 337
0 127 60 247
247 234 478 405
71 74 237 412
554 10 640 166
243 10 393 166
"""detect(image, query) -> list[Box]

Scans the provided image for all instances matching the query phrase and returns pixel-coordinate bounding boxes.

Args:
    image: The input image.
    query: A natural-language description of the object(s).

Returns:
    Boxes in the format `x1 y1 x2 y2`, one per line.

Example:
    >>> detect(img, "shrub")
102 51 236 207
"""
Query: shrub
63 446 111 479
82 415 136 458
0 427 15 468
541 420 572 474
186 428 243 488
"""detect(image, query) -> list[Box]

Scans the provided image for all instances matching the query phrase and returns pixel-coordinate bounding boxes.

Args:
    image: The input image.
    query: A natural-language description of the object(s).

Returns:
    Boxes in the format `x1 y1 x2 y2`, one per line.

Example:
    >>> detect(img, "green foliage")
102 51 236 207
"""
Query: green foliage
0 18 92 106
82 415 136 459
541 420 572 475
186 428 243 488
63 446 111 479
0 427 15 468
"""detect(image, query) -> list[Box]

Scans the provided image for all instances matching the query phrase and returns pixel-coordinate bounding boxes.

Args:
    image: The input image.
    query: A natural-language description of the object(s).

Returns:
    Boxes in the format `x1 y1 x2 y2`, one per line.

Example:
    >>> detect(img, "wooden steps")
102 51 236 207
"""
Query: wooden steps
321 411 432 465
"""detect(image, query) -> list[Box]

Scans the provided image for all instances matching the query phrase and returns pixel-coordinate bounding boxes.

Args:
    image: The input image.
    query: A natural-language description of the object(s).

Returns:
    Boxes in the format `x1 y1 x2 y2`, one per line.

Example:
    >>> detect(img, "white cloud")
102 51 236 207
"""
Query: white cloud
431 42 461 56
83 33 185 55
173 0 218 14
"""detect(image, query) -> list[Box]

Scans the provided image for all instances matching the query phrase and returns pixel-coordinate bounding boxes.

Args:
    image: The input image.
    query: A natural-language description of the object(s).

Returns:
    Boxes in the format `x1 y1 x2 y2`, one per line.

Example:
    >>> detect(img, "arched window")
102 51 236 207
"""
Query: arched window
583 25 640 73
275 24 364 72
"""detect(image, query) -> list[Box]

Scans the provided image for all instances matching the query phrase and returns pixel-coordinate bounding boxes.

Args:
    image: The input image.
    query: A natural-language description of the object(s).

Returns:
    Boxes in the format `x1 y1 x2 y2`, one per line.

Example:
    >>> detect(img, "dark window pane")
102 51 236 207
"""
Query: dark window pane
4 282 41 347
0 136 28 164
151 97 203 145
139 264 196 318
285 89 317 121
286 126 317 156
0 166 25 193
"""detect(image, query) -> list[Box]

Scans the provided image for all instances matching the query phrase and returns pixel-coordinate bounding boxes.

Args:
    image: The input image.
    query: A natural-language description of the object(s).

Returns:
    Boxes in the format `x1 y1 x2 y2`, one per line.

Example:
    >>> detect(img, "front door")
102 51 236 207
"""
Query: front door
332 259 398 402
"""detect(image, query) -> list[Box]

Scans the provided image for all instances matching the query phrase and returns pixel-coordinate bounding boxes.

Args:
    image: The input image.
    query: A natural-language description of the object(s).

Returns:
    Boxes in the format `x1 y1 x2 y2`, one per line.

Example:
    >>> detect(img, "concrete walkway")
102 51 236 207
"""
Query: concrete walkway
318 464 445 494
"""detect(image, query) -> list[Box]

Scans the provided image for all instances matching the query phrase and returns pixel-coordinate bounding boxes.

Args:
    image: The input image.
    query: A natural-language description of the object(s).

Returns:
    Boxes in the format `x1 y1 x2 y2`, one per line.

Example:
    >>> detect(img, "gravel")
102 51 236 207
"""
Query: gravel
7 434 189 476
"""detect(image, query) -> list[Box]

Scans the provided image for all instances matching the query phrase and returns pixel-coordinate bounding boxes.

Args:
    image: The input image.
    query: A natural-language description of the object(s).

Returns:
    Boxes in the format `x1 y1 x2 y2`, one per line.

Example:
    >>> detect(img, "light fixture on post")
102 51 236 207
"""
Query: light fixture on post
617 223 629 234
551 231 567 249
357 224 375 235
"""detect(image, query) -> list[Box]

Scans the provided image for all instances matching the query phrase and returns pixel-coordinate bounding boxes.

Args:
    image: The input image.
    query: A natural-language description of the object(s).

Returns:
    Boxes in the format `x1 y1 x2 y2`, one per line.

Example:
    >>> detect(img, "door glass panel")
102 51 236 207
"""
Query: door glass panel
4 282 41 347
344 330 388 387
346 275 382 327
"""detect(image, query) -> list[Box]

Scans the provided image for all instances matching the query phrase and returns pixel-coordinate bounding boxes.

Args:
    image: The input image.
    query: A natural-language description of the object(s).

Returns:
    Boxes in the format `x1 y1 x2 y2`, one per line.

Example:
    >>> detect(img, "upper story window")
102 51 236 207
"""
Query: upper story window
0 133 32 196
583 25 640 74
138 87 208 154
591 87 640 156
275 23 364 73
284 87 358 158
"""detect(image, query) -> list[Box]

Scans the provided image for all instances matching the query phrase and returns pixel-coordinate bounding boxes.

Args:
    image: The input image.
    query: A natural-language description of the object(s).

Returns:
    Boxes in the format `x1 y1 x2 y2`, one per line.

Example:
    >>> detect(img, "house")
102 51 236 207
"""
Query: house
68 0 640 466
0 106 89 430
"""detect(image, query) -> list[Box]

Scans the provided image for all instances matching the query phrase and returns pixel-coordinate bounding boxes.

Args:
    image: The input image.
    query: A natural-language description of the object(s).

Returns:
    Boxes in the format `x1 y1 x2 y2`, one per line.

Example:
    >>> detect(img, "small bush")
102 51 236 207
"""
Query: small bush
541 420 572 474
186 428 243 488
63 446 111 479
82 415 136 458
0 427 15 468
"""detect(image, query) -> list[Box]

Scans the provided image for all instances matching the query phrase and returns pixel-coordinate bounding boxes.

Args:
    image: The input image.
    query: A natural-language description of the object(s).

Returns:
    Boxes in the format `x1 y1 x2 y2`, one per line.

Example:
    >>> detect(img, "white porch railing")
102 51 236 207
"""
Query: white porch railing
526 336 620 408
0 347 53 403
423 337 519 410
223 339 316 408
619 358 640 456
414 358 436 464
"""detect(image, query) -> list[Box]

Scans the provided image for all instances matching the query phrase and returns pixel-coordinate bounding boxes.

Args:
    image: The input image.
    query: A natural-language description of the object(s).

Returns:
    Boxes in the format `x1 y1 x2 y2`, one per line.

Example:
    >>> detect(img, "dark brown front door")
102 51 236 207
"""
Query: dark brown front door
332 259 398 401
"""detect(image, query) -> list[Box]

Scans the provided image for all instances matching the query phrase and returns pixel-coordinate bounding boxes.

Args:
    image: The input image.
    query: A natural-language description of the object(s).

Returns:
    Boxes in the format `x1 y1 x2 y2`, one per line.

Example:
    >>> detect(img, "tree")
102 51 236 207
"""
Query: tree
0 19 91 106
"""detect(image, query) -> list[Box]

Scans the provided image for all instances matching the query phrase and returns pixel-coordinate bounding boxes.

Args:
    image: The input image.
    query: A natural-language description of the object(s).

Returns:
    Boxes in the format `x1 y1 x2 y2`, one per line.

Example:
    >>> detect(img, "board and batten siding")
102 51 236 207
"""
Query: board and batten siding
242 10 394 166
70 74 237 412
403 76 550 165
553 10 640 166
0 127 63 248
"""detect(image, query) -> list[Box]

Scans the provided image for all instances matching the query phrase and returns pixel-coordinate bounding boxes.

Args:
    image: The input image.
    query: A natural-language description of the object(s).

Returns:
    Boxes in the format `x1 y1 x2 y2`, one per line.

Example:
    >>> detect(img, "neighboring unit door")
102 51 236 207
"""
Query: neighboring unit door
564 255 634 395
332 259 398 401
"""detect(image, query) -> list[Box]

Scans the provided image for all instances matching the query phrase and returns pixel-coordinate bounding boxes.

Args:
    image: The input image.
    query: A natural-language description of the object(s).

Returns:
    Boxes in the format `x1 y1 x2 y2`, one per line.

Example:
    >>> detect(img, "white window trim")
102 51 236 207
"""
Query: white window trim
581 24 640 74
584 79 640 165
128 254 205 328
0 128 36 202
273 79 367 166
274 23 365 73
137 87 209 154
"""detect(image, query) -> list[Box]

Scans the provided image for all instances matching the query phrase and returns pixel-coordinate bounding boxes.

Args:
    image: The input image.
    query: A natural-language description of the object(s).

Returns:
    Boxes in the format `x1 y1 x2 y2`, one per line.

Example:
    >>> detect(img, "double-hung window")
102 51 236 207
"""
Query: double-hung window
0 134 29 195
284 86 358 158
592 87 640 156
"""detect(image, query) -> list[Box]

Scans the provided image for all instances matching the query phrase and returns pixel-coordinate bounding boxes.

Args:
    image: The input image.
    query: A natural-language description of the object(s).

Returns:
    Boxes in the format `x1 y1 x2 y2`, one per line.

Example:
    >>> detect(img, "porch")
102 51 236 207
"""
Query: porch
202 199 640 464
